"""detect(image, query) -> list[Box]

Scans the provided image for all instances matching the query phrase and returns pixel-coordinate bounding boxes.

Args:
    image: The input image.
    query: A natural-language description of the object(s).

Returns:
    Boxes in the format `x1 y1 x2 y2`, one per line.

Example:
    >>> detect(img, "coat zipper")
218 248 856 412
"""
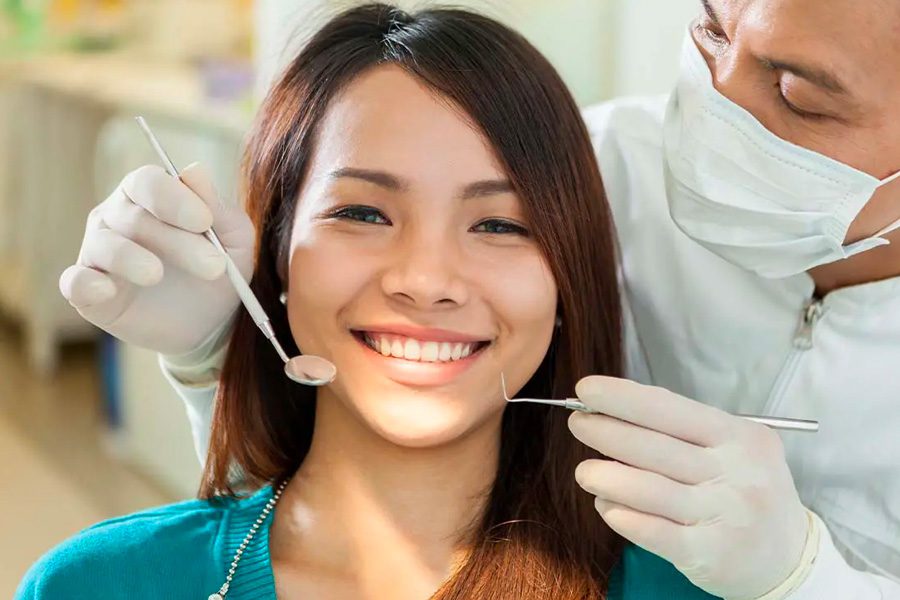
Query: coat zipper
762 298 825 416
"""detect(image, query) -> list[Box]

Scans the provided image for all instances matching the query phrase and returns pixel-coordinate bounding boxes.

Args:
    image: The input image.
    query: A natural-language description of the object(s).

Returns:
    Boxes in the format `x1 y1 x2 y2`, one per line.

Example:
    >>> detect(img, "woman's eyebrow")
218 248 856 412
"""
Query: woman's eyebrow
328 168 511 198
329 167 409 191
460 179 513 199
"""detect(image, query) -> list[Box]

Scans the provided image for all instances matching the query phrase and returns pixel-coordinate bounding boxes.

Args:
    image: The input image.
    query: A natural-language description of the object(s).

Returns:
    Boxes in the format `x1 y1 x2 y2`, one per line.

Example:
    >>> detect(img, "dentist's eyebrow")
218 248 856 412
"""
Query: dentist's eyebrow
329 167 409 191
701 0 723 27
759 57 849 96
460 179 513 199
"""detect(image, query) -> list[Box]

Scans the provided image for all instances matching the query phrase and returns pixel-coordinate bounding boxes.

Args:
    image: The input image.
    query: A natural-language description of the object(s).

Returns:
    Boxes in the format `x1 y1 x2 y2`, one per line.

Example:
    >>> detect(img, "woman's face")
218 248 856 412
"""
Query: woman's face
286 65 557 448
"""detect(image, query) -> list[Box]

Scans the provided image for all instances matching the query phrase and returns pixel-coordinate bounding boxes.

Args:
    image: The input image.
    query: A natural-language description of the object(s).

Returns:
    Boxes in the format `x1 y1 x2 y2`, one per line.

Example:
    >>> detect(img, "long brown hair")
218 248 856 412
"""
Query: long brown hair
203 4 624 597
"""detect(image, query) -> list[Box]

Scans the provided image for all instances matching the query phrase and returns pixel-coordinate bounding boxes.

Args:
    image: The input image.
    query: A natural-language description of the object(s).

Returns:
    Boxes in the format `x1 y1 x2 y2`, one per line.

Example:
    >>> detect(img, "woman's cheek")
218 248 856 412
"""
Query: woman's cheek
484 252 557 348
285 240 376 352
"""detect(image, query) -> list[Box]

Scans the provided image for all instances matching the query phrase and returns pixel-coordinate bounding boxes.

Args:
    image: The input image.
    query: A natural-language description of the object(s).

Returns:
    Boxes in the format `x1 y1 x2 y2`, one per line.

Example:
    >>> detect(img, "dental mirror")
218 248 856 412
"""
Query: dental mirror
285 355 337 386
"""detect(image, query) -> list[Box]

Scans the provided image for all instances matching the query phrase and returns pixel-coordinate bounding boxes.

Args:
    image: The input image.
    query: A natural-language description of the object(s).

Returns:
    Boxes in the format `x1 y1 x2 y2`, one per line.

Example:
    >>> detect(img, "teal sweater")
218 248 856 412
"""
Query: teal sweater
16 487 720 600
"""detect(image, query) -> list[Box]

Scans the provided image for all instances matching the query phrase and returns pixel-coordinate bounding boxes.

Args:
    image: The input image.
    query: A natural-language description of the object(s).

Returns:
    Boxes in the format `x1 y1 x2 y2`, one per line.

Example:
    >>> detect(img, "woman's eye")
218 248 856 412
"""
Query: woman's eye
471 219 530 236
330 205 391 225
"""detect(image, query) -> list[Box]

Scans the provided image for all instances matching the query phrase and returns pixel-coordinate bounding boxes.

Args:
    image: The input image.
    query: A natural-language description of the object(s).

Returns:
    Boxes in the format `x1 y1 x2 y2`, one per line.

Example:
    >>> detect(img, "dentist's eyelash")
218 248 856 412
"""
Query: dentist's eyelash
776 92 828 122
471 218 530 236
327 205 391 225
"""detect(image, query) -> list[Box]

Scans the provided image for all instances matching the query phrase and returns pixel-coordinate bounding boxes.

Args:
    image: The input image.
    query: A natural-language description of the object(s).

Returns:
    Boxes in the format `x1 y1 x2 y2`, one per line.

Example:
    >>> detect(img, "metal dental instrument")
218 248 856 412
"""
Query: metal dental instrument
135 116 337 386
500 374 819 433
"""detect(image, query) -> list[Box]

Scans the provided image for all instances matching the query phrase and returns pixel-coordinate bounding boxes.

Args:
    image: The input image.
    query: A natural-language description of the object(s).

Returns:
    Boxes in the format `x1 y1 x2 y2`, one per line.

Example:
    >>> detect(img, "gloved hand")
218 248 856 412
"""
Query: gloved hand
59 163 253 357
568 376 810 600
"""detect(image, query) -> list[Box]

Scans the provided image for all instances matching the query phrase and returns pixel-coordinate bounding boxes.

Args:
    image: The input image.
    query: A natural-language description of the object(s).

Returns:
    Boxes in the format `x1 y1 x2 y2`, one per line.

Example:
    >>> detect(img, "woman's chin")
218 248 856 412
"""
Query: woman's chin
363 398 497 449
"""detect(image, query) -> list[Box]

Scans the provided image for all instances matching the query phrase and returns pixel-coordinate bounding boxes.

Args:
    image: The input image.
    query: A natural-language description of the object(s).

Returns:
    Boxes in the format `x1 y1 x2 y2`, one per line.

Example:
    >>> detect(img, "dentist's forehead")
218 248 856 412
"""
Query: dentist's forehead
709 0 900 103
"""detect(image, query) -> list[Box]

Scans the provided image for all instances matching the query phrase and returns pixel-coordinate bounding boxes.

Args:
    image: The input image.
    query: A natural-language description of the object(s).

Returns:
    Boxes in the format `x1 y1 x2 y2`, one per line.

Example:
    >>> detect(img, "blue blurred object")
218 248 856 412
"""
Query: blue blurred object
197 58 256 104
98 333 123 431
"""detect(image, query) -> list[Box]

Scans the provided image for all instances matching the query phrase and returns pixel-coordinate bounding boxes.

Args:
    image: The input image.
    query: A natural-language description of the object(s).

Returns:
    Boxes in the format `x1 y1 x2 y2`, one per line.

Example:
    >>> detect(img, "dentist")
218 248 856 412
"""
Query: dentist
59 1 900 599
570 1 900 598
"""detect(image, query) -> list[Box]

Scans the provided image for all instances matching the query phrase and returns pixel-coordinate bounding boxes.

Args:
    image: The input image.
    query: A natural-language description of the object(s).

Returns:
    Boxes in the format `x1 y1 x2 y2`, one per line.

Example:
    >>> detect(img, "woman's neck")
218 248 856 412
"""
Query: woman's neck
269 390 502 598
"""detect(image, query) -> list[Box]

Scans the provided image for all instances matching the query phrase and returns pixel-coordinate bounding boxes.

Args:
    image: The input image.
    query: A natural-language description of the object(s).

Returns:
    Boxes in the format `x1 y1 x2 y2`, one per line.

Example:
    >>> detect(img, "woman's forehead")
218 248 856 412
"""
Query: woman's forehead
310 65 507 185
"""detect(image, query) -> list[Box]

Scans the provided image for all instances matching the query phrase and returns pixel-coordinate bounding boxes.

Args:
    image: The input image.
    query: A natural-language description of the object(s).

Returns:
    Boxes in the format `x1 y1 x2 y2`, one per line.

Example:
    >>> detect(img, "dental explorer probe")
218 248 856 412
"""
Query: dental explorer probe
500 374 819 433
135 116 336 386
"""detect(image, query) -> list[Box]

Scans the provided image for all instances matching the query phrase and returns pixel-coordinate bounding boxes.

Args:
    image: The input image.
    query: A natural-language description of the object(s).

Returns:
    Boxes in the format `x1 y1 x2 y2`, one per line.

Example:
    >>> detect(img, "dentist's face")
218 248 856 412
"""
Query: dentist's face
284 66 557 448
693 0 900 242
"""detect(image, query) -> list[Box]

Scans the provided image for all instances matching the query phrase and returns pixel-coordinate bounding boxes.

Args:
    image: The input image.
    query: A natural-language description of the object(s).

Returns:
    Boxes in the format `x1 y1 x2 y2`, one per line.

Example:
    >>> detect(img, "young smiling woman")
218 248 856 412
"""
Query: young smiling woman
20 4 717 600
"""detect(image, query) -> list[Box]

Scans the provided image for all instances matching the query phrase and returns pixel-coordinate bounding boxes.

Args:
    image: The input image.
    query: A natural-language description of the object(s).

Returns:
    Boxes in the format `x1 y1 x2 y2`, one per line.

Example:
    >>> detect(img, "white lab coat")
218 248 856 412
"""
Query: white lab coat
168 95 900 599
584 95 900 598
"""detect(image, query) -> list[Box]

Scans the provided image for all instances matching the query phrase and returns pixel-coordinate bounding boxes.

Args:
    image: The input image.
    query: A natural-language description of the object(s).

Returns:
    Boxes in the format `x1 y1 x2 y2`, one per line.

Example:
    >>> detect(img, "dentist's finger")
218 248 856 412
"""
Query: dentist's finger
104 189 226 280
576 459 708 526
592 498 689 566
178 162 220 210
59 264 117 308
121 165 214 233
568 411 720 484
179 162 251 240
179 162 254 279
79 228 164 286
575 376 741 447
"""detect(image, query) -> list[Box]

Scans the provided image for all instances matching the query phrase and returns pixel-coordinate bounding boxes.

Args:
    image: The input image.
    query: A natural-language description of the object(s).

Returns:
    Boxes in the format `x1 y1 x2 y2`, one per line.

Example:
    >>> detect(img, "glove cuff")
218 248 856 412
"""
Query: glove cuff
159 309 236 386
744 508 821 600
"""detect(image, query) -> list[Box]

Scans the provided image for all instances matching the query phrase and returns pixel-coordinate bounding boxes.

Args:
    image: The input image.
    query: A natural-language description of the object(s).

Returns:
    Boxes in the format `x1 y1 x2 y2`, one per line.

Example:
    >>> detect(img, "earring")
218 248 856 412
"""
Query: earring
279 292 288 306
555 315 563 328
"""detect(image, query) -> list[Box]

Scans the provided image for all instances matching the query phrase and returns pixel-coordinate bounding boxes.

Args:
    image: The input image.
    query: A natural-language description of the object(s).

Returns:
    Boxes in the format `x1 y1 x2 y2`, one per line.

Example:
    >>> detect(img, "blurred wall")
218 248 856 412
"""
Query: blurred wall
611 0 699 96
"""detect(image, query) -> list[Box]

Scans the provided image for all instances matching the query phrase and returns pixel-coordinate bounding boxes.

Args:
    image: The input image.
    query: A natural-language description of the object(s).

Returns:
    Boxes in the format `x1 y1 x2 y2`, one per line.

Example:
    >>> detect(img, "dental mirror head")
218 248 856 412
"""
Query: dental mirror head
285 355 337 386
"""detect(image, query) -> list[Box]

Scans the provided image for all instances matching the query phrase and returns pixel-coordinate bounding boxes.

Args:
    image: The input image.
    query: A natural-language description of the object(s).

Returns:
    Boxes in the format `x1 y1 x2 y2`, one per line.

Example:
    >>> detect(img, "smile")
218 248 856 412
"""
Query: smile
349 326 493 386
362 333 487 363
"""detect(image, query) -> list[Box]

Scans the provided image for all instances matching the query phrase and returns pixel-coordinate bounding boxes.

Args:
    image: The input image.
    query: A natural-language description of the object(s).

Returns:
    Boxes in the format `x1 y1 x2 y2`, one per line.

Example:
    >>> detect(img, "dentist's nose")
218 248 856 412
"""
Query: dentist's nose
381 230 469 309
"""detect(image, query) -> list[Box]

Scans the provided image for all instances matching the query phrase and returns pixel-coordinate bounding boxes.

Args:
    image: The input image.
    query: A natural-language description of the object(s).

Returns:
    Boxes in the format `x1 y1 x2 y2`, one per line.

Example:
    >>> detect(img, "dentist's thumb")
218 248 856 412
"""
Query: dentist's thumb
178 162 254 282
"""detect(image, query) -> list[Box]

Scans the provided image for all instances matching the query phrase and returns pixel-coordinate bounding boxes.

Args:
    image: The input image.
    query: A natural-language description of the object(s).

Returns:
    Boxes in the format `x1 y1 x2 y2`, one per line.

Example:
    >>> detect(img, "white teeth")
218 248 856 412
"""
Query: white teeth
421 342 439 362
404 339 421 360
362 333 481 363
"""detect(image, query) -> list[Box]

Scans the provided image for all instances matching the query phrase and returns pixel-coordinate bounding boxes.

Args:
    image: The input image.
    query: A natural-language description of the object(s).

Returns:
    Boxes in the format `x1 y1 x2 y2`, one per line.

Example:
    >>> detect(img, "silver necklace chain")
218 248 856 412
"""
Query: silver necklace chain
208 479 290 600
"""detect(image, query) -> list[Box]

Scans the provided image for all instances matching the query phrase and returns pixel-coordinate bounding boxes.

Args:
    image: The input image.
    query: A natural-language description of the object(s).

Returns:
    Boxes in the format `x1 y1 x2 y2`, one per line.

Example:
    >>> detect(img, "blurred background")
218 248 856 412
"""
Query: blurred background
0 0 696 593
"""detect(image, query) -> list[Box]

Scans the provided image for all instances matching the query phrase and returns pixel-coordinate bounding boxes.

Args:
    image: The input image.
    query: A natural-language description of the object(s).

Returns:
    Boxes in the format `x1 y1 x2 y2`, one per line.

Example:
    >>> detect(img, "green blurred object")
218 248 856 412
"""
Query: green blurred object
2 0 123 56
2 0 48 55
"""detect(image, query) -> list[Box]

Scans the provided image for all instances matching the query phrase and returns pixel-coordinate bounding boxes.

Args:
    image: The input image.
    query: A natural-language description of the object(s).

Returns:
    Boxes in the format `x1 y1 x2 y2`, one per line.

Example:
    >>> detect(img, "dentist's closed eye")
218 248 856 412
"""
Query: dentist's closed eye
776 92 828 121
471 218 530 236
329 205 391 225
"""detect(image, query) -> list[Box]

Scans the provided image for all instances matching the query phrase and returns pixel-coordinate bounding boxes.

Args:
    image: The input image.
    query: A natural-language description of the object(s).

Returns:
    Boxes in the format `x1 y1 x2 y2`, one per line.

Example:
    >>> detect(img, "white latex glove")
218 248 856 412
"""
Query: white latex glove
568 376 810 600
59 163 253 356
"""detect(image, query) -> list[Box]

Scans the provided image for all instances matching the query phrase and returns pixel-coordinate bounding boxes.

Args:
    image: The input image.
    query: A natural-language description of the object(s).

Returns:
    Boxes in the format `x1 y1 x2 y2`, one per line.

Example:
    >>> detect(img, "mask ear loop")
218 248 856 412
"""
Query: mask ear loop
872 170 900 238
878 169 900 187
873 217 900 239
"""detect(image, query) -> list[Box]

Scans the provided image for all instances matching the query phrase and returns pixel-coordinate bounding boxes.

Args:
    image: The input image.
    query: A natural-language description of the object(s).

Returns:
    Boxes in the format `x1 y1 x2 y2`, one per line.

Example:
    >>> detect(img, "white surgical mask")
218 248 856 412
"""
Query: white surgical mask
663 33 900 279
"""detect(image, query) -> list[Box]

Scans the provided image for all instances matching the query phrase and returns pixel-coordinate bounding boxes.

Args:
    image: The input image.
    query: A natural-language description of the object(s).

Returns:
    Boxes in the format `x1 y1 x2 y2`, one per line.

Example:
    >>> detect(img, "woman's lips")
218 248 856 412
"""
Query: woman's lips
351 330 490 387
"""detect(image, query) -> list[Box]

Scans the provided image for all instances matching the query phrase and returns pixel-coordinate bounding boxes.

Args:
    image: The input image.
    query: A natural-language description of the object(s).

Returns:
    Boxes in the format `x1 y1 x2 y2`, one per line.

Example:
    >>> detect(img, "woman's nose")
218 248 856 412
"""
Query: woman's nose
380 231 470 309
